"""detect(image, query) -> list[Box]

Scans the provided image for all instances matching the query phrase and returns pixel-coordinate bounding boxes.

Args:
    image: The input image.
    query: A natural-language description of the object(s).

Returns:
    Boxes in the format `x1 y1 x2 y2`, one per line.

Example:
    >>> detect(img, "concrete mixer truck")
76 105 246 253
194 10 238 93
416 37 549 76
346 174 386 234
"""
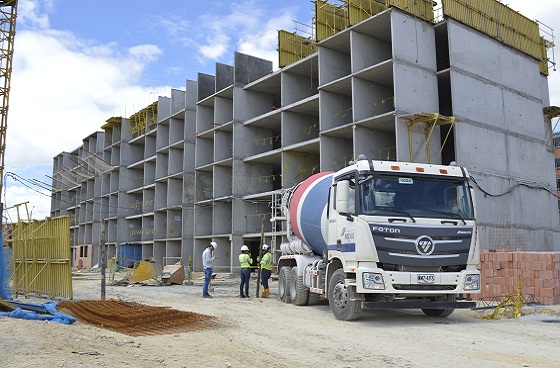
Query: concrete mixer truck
275 156 480 320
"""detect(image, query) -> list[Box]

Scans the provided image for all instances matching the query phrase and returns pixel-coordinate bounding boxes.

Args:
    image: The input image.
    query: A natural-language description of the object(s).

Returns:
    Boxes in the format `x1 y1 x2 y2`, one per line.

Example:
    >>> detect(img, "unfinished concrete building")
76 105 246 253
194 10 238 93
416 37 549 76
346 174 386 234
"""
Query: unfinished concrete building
51 0 559 275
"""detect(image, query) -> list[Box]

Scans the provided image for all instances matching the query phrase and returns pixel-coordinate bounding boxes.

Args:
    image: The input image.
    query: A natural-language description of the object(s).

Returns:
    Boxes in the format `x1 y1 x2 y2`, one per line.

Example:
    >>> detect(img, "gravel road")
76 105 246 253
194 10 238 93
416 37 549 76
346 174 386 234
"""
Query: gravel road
1 272 559 368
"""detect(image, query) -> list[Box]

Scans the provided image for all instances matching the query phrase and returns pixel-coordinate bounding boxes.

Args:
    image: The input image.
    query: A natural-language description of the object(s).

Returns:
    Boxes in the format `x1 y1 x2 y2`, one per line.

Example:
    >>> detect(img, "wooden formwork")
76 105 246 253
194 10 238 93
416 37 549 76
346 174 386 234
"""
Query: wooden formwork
9 216 72 299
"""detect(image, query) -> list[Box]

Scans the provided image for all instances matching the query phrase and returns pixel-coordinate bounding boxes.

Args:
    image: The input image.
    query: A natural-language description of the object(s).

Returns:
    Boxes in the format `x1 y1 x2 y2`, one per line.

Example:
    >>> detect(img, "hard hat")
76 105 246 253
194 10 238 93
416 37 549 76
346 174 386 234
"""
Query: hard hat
262 244 269 250
210 241 217 249
241 245 249 252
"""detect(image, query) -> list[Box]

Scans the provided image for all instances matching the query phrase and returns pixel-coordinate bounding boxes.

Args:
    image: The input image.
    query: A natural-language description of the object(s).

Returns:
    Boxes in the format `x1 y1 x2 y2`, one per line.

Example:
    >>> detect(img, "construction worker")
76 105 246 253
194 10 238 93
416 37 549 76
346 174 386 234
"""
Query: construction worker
239 244 253 298
259 244 273 298
202 241 217 298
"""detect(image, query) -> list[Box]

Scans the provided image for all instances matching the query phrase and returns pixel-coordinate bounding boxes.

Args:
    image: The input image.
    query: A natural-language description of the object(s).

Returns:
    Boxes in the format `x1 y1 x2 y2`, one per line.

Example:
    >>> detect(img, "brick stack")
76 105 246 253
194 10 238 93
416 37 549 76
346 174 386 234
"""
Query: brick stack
478 249 560 305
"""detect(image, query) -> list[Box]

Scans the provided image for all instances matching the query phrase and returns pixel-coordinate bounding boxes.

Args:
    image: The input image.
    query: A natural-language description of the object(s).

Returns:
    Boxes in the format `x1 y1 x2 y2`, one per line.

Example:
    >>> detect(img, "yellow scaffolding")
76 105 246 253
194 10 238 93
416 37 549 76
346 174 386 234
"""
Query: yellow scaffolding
278 29 317 68
128 101 158 137
101 116 122 142
442 0 550 75
347 0 385 25
544 105 560 148
285 1 552 74
377 145 396 161
346 0 434 26
400 112 456 163
315 0 348 42
386 0 434 23
101 116 122 130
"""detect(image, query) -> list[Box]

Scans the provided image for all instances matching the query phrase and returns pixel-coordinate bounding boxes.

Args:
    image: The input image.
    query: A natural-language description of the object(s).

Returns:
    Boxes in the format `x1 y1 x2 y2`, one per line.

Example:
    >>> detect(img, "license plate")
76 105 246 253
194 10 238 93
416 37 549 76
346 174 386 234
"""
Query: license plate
417 274 435 284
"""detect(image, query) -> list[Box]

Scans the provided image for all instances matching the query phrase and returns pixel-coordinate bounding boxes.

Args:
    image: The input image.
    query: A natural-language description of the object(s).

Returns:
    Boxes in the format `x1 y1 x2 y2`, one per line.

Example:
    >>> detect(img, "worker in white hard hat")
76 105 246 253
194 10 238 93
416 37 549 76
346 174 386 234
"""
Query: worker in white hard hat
259 244 273 298
239 244 253 298
202 241 217 298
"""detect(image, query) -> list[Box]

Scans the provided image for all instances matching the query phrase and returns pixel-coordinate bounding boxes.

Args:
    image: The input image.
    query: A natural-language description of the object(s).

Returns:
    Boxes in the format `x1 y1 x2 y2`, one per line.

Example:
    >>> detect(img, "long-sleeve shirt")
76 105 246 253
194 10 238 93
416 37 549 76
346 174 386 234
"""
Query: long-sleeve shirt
202 247 215 269
260 252 273 271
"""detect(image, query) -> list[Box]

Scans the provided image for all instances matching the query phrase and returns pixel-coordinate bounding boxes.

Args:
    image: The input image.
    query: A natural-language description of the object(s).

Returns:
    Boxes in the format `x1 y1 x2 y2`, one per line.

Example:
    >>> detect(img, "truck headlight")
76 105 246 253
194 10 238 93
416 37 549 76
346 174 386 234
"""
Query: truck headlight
363 272 385 290
464 274 480 290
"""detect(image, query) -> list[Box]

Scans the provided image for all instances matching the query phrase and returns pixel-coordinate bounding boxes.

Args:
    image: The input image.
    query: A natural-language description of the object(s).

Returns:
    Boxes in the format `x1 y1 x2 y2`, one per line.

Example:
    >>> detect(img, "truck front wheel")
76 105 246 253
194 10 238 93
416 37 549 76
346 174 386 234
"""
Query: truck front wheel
421 295 456 317
278 266 292 303
328 269 362 321
421 308 454 317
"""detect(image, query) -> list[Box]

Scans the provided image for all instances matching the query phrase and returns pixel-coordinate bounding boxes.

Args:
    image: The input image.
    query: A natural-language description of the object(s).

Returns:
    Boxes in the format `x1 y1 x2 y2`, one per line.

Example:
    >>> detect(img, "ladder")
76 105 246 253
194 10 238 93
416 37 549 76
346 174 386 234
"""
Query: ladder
270 189 288 262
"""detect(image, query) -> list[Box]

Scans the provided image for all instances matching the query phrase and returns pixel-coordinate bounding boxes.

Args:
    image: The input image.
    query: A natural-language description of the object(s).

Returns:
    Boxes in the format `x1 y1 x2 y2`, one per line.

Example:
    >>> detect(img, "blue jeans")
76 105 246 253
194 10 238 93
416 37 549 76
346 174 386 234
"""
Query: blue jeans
203 267 212 295
260 269 272 289
240 268 251 296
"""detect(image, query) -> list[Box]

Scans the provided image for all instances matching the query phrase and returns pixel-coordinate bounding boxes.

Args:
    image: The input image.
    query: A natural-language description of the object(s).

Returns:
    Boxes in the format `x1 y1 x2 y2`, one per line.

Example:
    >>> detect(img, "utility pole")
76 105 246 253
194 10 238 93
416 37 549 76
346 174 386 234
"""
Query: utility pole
256 216 265 298
100 219 106 300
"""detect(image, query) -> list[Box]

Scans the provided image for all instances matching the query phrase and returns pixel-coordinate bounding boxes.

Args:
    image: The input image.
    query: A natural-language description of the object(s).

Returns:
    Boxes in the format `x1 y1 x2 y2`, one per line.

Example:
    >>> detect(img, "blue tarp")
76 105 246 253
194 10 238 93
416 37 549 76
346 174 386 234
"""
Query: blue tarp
1 236 13 300
0 244 4 299
0 301 76 324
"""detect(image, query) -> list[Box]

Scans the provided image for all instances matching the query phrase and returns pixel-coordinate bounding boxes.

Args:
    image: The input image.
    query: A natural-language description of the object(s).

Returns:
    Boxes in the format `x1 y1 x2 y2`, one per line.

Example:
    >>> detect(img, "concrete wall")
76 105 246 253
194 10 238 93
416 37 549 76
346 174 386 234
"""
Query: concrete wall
447 20 559 249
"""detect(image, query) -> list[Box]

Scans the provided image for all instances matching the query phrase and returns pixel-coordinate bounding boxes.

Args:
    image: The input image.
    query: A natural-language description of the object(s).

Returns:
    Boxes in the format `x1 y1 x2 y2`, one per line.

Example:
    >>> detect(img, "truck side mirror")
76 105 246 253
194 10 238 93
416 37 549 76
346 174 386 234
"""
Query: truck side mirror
336 180 349 213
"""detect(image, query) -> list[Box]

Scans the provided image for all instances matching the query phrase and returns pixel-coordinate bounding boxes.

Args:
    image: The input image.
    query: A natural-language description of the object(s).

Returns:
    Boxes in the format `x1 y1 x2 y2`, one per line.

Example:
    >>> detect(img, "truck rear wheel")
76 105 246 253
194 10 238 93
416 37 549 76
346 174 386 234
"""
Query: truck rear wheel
278 266 292 303
290 266 309 306
328 269 362 321
307 291 320 306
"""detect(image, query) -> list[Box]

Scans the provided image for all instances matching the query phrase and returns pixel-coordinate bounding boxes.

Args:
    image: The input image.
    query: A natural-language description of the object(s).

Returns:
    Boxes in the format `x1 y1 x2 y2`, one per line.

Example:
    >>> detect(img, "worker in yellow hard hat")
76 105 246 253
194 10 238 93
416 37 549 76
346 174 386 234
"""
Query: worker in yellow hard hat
259 244 273 298
239 245 253 298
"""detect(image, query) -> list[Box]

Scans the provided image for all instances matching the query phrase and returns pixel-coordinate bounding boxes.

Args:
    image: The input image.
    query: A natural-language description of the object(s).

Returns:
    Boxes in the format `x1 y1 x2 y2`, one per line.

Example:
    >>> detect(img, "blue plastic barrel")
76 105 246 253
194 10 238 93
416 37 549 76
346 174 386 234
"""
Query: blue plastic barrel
117 243 141 267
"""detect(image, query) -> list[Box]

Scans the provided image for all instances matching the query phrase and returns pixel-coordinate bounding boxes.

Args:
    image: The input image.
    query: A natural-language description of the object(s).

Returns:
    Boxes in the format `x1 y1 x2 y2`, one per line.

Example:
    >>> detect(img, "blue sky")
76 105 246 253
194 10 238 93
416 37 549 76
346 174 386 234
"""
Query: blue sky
3 0 560 221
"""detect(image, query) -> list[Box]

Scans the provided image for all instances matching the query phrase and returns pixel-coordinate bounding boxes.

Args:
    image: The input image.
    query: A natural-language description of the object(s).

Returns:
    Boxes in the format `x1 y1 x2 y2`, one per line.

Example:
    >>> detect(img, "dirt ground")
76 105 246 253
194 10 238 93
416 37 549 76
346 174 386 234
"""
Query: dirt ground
2 271 560 368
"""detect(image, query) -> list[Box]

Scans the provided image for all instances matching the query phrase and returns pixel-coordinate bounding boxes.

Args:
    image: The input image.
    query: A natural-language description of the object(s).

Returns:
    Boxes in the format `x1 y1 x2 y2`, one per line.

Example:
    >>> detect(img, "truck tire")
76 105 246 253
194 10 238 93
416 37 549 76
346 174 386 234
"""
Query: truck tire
421 308 455 317
307 291 320 306
278 266 292 303
421 295 456 317
290 266 309 306
328 269 362 321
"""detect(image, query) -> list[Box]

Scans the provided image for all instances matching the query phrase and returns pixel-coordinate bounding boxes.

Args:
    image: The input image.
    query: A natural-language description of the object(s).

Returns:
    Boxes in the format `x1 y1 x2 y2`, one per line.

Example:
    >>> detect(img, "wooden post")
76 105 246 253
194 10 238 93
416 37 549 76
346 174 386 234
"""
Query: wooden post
186 255 194 285
100 220 106 301
256 216 265 298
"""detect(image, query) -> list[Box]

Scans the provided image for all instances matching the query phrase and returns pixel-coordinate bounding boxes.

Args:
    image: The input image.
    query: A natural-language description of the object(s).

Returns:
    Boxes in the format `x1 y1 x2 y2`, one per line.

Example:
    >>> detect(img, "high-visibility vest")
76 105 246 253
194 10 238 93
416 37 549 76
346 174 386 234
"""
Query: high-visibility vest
260 252 273 271
239 253 252 268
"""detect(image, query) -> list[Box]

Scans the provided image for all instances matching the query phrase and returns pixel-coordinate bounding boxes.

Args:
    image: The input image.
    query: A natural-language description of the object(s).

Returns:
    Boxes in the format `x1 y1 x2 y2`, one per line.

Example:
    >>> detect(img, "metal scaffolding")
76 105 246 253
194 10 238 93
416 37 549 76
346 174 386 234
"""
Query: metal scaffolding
400 112 456 164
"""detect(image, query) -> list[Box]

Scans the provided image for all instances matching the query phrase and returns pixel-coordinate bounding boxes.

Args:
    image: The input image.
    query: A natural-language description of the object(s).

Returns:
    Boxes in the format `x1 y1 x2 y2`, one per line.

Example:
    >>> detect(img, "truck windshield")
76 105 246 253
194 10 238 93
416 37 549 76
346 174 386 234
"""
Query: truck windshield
358 173 474 220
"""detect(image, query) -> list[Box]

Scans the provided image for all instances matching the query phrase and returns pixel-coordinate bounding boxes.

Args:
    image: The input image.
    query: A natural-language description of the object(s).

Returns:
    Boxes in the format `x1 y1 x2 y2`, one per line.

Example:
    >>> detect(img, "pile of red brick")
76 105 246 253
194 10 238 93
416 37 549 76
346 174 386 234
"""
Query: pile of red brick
477 249 560 305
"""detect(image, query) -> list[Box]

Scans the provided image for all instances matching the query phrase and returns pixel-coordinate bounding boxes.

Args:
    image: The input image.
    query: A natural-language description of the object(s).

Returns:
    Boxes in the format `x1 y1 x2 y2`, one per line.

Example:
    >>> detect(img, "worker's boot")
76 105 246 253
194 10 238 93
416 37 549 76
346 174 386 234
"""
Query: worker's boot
263 288 270 298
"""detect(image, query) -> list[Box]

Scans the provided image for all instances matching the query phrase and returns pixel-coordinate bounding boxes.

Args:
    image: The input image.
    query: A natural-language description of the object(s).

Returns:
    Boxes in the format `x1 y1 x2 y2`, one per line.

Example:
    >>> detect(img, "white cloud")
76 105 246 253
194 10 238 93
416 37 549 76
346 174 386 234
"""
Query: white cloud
7 30 164 168
503 1 560 108
176 2 297 68
128 44 162 62
149 1 303 71
237 13 294 69
198 33 230 60
3 183 51 221
3 1 170 220
17 0 53 29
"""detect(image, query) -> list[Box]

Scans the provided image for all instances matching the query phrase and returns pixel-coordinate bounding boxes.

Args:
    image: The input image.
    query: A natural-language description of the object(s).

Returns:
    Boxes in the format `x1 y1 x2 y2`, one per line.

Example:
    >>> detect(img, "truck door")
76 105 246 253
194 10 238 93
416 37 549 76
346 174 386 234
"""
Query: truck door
333 174 357 254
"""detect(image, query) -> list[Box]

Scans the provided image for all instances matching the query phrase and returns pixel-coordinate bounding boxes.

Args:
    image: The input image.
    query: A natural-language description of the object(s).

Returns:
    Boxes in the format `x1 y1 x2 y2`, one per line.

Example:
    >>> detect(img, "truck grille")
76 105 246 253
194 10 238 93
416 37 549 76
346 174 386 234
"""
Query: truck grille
370 222 473 267
393 285 456 291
